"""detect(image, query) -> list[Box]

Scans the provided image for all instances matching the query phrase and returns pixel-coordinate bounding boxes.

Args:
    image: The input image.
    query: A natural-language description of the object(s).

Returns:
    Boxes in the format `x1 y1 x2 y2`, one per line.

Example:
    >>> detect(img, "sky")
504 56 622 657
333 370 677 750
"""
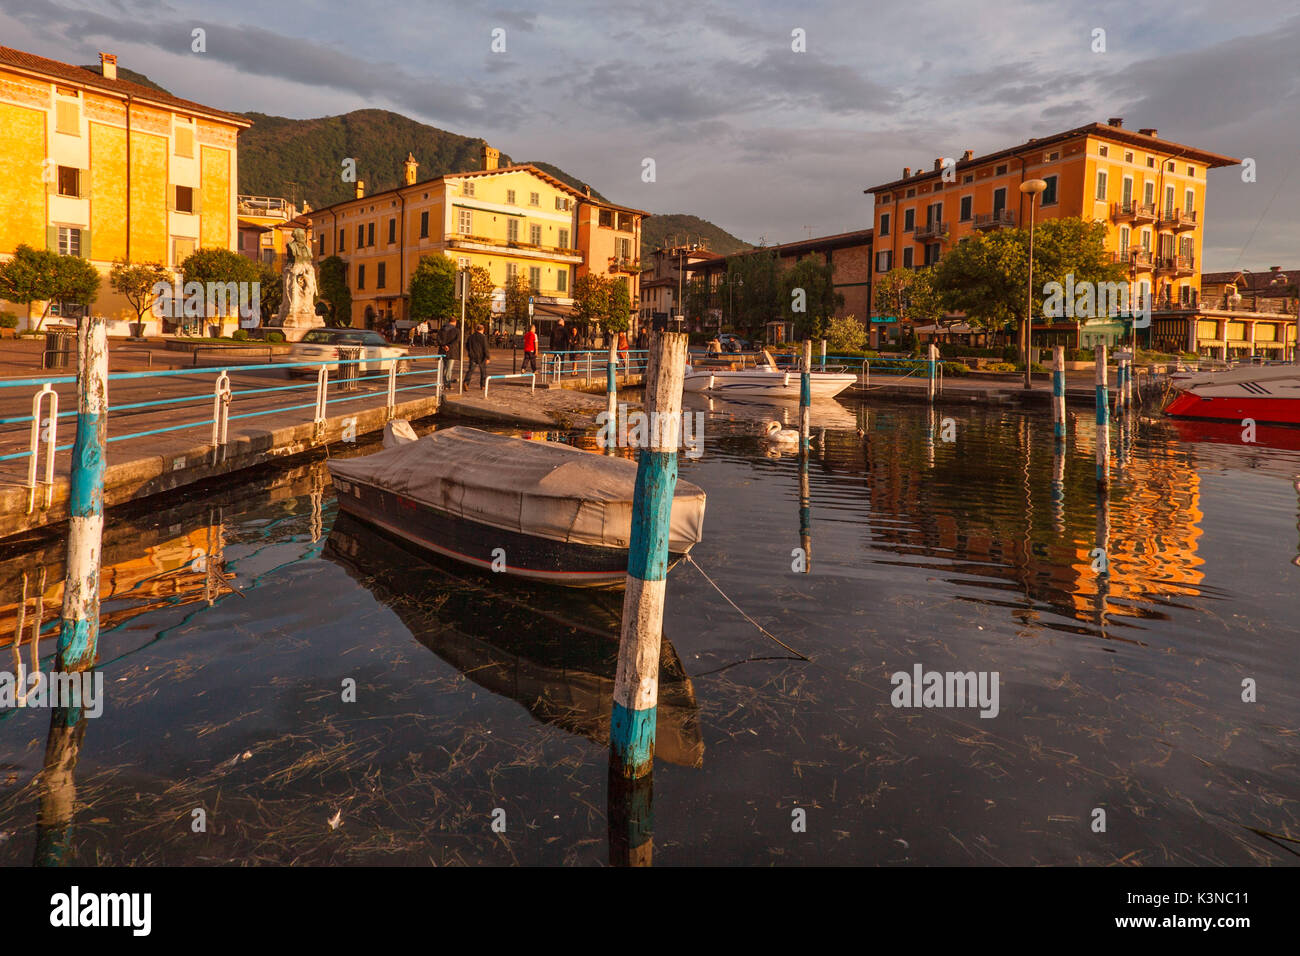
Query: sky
3 0 1298 270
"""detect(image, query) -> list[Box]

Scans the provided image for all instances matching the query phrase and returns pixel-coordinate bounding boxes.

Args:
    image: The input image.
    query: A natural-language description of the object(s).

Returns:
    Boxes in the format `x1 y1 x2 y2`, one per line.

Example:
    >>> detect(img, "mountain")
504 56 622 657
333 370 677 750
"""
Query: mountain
79 63 170 93
641 214 751 258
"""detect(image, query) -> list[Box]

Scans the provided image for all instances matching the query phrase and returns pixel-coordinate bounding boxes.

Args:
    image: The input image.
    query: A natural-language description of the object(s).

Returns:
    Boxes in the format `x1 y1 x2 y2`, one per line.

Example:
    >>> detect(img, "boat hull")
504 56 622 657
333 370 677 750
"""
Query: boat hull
683 368 856 399
1165 390 1300 424
332 476 685 587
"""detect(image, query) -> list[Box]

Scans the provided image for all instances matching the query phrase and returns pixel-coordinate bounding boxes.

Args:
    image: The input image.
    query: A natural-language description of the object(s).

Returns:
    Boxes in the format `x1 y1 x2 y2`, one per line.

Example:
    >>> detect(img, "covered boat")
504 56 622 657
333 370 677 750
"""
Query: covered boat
684 349 857 399
1164 364 1300 426
327 426 706 586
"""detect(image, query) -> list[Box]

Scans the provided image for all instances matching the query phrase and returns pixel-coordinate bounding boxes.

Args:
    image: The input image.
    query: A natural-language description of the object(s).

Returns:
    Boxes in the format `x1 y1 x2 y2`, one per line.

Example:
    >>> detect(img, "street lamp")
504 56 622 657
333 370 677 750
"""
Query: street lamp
1019 178 1048 390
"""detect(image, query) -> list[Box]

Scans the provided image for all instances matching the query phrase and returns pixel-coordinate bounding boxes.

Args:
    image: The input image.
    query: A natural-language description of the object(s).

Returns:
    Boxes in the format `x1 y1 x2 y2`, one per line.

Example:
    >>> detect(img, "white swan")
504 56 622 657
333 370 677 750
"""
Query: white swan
764 420 800 444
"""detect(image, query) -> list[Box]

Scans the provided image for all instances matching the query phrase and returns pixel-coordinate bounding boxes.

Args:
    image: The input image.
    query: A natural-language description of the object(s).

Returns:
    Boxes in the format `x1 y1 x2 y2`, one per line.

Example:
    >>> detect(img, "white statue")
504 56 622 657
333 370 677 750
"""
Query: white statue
274 227 321 339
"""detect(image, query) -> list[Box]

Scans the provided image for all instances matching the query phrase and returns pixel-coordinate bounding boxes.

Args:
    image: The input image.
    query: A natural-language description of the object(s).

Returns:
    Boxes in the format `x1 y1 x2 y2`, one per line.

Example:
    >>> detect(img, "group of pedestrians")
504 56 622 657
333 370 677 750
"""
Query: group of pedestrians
428 318 641 389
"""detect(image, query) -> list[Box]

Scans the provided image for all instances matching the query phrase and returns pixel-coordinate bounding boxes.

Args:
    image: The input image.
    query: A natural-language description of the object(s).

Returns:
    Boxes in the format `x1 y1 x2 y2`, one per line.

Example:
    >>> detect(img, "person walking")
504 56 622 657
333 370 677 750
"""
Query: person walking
617 330 629 368
523 323 539 373
552 318 570 376
464 323 491 389
438 317 461 381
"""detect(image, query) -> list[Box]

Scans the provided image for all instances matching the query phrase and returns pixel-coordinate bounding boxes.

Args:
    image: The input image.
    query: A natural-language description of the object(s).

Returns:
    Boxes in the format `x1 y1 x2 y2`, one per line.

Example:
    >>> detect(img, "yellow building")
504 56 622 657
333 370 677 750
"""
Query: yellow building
0 46 250 334
310 146 647 336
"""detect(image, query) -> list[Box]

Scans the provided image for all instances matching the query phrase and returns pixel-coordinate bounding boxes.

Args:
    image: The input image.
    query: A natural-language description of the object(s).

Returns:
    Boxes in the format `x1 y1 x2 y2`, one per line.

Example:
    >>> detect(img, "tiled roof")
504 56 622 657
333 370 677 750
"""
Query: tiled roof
1201 269 1299 293
0 45 250 126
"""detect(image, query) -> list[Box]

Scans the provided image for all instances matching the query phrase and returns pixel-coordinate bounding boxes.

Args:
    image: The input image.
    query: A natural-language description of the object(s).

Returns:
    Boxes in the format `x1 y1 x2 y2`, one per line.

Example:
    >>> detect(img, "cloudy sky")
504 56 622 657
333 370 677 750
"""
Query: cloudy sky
4 0 1298 269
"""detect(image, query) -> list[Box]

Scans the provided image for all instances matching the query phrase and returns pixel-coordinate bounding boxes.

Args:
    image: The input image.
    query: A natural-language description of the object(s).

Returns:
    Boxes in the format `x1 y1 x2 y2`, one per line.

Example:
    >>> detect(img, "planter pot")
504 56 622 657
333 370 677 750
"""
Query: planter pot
208 324 221 338
128 322 146 340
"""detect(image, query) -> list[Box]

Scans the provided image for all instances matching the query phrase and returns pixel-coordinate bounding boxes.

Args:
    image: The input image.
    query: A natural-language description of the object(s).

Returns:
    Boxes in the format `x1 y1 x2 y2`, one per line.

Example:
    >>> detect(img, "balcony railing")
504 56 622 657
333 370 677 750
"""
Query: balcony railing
913 220 946 241
973 210 1015 230
1158 208 1198 231
1113 249 1154 269
609 256 641 274
446 234 583 258
1111 201 1157 222
1155 254 1195 275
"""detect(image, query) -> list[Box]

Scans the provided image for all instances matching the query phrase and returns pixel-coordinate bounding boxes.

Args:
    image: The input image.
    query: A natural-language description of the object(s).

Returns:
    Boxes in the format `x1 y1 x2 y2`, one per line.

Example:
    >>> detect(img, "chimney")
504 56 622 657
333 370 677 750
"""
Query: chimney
354 179 365 199
1138 127 1157 137
480 144 499 171
584 184 591 197
302 201 312 213
403 151 419 186
99 52 117 81
962 149 974 162
933 158 943 171
903 167 911 178
1108 117 1123 127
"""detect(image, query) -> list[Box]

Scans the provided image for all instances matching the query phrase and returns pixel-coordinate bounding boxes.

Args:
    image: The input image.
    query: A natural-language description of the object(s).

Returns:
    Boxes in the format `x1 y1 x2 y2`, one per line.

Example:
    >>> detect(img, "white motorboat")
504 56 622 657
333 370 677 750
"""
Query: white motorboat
1165 363 1300 426
684 350 857 399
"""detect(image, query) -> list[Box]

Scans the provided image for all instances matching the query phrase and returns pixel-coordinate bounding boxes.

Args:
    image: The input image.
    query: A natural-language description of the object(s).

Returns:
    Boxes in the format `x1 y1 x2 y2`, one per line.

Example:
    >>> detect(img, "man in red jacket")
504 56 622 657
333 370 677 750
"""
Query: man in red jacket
523 323 538 373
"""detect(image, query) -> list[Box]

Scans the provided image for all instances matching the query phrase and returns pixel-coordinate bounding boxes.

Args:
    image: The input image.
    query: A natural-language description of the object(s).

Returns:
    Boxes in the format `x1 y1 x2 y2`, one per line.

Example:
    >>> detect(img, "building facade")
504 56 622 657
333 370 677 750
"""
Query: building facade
863 119 1239 350
638 245 722 329
0 46 250 334
309 147 647 337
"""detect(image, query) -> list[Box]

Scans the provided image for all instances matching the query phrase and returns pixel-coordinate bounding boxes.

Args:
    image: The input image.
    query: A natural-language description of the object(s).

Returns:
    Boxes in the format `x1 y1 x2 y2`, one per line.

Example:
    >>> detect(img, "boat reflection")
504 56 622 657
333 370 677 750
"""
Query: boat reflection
323 513 705 768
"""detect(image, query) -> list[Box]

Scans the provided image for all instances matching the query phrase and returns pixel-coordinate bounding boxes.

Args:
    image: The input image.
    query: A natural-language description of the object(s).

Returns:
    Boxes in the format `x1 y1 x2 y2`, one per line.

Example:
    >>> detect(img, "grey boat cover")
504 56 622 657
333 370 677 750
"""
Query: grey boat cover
328 426 706 553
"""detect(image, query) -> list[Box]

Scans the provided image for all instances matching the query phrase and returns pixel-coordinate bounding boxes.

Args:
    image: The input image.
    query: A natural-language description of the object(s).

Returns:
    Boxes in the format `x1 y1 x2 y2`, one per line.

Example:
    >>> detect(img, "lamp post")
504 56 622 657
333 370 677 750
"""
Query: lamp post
1019 178 1048 390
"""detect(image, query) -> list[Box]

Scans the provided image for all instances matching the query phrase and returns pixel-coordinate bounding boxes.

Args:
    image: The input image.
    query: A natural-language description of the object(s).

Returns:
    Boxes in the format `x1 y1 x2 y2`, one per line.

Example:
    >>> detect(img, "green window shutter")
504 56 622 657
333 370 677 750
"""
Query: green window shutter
47 225 58 252
81 169 90 199
81 229 91 260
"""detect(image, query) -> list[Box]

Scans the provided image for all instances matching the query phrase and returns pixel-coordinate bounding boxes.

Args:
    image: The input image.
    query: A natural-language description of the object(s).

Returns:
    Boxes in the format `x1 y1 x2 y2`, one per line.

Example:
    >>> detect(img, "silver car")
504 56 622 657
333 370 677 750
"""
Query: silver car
287 328 410 378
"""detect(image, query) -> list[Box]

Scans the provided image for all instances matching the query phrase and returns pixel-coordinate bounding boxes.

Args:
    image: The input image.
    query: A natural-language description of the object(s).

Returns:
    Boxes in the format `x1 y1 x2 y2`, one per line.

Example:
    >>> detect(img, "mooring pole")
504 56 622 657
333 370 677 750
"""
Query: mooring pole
1051 436 1066 535
927 342 939 403
820 339 827 370
57 317 107 674
606 335 618 456
800 339 812 453
611 330 688 779
1095 343 1110 487
1052 345 1066 441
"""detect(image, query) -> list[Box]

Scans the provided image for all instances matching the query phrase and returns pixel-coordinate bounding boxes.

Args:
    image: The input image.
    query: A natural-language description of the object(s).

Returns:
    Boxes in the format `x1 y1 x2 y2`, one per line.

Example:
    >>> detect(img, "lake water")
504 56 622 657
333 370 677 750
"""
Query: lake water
1 397 1297 865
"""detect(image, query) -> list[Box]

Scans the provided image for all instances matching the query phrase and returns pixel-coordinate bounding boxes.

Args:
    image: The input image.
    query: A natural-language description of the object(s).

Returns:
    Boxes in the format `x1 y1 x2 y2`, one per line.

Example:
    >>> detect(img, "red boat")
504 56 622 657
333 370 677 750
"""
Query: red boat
1165 365 1300 426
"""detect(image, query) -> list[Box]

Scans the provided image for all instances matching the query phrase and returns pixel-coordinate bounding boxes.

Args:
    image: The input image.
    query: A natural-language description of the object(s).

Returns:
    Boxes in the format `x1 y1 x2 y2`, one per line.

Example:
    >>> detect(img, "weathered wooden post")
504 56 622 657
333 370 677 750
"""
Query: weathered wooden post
611 330 688 779
798 450 812 573
57 317 107 674
800 339 812 453
607 765 654 867
1095 343 1110 487
1051 435 1066 534
606 336 618 456
820 339 827 370
1052 345 1066 441
927 342 939 402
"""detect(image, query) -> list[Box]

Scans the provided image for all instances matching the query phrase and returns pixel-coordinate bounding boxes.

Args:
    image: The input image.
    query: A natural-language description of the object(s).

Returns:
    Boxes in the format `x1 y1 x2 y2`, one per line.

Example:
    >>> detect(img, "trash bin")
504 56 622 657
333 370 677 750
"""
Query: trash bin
43 327 76 369
337 347 361 391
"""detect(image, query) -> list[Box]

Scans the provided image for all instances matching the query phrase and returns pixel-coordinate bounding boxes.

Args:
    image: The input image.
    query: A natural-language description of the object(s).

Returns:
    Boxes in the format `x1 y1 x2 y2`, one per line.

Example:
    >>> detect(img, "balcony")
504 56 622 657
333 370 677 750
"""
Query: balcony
1113 249 1154 270
913 220 946 241
1158 208 1198 232
1155 254 1195 276
1111 201 1157 223
446 233 583 262
609 255 641 274
973 210 1015 230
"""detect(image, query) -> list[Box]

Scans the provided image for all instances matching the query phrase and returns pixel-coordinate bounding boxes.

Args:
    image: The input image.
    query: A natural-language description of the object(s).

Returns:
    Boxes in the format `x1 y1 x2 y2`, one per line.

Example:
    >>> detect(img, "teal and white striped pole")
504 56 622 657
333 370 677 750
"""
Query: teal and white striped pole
800 339 812 453
58 317 107 675
1095 343 1110 488
927 342 938 402
611 330 688 780
606 334 618 455
1052 345 1066 441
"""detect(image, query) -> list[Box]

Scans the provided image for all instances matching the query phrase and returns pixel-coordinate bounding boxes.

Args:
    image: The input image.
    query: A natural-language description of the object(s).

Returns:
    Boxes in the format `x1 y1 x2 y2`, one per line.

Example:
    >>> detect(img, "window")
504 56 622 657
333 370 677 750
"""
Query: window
923 243 940 267
57 227 81 256
507 219 520 242
905 188 915 198
1098 145 1108 157
1166 161 1175 172
1122 177 1133 207
1186 165 1195 177
173 237 195 266
367 222 374 246
962 174 973 184
876 250 892 272
1095 170 1107 200
338 228 345 252
419 211 429 238
458 209 472 235
57 166 80 198
357 224 365 248
174 185 194 213
959 195 972 220
555 196 569 211
995 164 1008 175
1140 229 1151 252
1143 182 1154 205
616 237 632 259
1164 184 1175 217
1146 156 1155 168
926 201 942 226
387 218 396 244
599 209 613 227
464 181 475 197
318 233 326 256
377 262 386 288
506 189 516 205
1119 226 1130 252
1124 151 1133 163
992 187 1006 216
1041 175 1058 205
506 263 518 281
529 266 540 291
175 127 194 158
879 213 891 237
903 208 915 231
1184 188 1195 215
357 264 366 289
556 268 567 293
530 224 542 245
902 246 914 269
55 99 79 136
558 228 570 249
529 192 540 206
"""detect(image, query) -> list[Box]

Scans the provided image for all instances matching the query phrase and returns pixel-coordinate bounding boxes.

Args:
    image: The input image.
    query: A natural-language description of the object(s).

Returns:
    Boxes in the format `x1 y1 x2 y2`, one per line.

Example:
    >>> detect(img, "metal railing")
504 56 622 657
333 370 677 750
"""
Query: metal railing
539 349 650 386
483 372 536 397
1 353 444 513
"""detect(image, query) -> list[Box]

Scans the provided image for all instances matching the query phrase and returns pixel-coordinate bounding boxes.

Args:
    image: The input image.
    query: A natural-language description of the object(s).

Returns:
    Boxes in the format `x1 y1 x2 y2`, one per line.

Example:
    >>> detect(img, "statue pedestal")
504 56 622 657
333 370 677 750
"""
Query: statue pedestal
272 311 322 342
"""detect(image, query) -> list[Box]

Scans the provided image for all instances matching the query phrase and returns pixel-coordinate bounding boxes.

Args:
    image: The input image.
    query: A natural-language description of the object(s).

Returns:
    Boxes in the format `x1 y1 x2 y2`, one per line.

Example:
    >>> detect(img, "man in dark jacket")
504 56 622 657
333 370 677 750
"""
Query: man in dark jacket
463 323 491 388
438 318 461 381
551 318 569 374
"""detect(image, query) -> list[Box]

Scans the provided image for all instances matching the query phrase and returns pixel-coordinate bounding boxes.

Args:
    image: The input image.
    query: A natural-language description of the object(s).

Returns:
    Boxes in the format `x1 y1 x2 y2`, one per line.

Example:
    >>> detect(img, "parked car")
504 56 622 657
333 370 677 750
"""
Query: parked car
287 328 410 378
717 333 752 353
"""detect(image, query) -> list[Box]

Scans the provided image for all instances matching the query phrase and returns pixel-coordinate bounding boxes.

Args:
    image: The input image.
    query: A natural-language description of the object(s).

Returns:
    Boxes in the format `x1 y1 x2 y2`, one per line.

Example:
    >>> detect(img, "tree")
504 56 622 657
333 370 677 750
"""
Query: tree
408 254 457 321
179 248 259 330
257 262 283 326
826 314 866 352
606 277 632 334
109 260 171 328
874 267 948 348
463 265 495 329
503 273 532 331
0 244 100 331
317 255 351 327
684 275 711 328
727 245 779 338
781 254 842 341
572 273 610 333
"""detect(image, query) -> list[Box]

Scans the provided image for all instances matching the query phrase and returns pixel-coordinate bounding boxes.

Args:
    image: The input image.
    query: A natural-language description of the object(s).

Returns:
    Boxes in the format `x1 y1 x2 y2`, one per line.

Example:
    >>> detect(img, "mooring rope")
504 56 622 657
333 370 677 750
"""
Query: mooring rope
681 554 811 661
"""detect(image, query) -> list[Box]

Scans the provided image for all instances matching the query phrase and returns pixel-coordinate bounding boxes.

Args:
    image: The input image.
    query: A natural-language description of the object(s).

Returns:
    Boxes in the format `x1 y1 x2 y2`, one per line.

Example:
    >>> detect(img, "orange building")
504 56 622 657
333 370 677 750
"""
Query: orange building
863 119 1240 350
